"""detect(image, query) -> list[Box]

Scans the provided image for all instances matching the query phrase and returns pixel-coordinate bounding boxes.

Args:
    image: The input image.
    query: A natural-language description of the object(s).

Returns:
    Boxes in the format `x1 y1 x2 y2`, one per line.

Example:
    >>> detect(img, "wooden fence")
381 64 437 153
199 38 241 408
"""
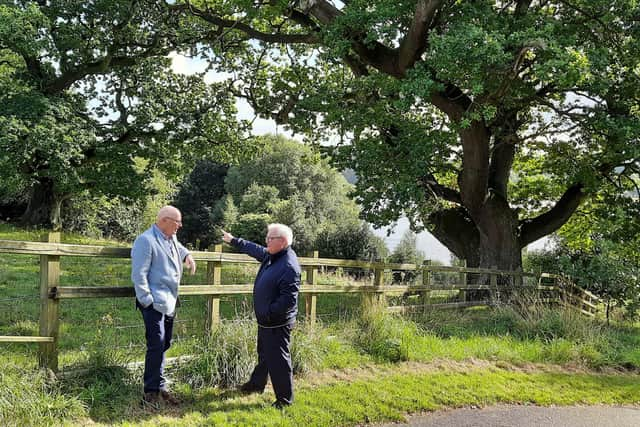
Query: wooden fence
0 233 601 371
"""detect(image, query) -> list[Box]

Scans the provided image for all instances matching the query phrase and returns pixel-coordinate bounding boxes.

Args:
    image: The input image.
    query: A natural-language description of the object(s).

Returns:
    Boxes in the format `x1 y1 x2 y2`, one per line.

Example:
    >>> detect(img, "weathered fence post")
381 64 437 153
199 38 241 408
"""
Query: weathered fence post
38 231 60 371
304 251 319 324
206 244 223 333
489 269 498 305
373 263 386 304
422 260 431 312
458 259 467 302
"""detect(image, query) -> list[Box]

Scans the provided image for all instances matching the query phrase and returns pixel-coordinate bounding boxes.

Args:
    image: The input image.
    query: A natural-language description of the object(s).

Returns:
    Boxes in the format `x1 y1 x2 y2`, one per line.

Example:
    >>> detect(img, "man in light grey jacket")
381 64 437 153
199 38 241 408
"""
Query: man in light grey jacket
131 205 196 405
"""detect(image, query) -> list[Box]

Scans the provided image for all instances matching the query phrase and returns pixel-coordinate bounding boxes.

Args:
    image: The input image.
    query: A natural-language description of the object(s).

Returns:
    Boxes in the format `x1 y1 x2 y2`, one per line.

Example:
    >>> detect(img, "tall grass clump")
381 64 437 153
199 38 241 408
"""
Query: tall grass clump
59 346 139 422
291 321 338 376
173 318 340 389
0 363 86 427
351 297 423 362
425 305 635 369
173 319 257 388
515 306 615 367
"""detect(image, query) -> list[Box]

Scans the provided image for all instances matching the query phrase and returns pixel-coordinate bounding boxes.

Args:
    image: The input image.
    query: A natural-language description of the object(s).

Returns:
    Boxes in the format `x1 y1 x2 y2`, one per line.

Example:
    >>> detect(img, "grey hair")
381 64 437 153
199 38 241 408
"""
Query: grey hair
268 223 293 246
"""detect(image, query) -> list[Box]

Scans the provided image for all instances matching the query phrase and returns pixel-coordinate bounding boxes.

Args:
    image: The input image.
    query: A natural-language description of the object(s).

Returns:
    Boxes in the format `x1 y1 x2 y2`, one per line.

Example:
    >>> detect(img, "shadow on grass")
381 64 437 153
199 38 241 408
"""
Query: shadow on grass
60 364 270 424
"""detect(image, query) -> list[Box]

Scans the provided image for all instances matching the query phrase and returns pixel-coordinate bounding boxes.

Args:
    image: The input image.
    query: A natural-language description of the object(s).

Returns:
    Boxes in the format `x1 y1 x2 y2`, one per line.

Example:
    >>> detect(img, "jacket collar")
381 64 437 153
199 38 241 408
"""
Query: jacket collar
152 224 180 269
152 224 172 241
268 246 290 262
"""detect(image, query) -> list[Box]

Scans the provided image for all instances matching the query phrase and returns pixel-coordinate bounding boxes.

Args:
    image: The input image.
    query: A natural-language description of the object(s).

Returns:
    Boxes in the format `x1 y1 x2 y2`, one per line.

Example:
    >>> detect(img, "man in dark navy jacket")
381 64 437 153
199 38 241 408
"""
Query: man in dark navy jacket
222 224 301 408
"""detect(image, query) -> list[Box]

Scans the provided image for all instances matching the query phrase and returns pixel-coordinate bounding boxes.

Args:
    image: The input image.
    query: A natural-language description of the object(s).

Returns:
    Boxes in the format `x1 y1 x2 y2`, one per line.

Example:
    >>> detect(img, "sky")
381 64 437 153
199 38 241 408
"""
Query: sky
169 53 552 265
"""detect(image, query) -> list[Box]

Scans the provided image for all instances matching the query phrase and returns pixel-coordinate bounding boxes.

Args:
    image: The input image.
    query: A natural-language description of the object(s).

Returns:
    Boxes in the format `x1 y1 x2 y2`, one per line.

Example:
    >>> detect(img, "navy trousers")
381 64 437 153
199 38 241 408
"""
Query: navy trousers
246 323 294 404
140 304 174 393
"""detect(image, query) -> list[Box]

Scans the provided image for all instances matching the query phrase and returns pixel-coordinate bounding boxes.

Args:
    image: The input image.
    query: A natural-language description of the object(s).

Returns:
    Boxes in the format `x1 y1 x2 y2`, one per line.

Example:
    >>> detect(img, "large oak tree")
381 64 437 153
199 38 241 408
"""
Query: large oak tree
181 0 640 271
0 1 244 228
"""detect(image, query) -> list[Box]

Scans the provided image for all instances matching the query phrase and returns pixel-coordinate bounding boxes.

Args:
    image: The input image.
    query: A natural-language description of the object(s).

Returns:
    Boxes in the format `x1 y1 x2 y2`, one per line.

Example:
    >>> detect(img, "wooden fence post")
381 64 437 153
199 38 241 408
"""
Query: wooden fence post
305 251 319 324
206 244 223 333
373 264 385 304
458 259 467 302
38 231 60 371
422 260 431 313
490 270 498 305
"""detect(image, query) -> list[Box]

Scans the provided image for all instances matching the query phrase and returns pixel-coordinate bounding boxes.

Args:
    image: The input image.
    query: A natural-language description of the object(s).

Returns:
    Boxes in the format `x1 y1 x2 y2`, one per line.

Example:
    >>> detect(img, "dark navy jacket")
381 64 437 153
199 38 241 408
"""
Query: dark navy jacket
231 238 301 327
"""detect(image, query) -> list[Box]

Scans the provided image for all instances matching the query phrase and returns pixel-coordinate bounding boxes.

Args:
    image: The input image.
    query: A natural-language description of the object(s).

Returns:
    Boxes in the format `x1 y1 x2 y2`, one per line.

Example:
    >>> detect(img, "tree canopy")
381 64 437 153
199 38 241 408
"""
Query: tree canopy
1 1 638 275
0 1 245 228
177 0 640 271
221 135 386 258
524 179 640 318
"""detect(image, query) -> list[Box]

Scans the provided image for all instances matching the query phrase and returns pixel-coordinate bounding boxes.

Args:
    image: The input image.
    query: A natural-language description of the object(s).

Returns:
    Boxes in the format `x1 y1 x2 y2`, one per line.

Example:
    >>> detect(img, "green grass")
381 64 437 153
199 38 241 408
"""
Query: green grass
2 225 640 425
3 300 640 426
42 363 640 426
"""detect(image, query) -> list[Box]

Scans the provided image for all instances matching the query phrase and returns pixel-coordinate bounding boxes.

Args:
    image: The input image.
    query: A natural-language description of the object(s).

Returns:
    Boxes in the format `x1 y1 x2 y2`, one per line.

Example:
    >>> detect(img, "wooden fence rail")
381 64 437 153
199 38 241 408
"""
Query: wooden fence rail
0 234 602 371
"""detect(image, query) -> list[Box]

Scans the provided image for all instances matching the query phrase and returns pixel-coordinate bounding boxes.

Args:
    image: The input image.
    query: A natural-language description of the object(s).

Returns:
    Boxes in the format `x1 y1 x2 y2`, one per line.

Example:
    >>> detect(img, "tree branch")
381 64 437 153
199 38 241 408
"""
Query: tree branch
42 54 138 94
489 140 516 199
397 0 443 73
518 183 585 246
182 2 319 44
488 110 521 198
295 0 405 77
428 207 480 265
515 0 533 16
417 173 462 204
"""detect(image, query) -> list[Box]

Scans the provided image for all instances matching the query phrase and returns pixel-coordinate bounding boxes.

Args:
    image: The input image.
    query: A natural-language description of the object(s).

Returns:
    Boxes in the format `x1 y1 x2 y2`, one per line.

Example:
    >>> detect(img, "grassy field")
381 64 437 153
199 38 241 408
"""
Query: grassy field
1 224 639 426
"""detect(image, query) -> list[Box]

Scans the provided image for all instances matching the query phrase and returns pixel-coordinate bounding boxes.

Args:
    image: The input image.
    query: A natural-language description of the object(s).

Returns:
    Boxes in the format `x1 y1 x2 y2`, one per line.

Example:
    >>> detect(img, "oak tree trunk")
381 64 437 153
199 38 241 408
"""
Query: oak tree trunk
20 178 63 230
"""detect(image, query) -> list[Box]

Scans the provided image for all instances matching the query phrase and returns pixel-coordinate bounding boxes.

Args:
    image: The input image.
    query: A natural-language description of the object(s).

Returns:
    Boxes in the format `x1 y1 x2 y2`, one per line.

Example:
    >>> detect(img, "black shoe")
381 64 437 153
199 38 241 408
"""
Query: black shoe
272 400 291 409
239 382 264 395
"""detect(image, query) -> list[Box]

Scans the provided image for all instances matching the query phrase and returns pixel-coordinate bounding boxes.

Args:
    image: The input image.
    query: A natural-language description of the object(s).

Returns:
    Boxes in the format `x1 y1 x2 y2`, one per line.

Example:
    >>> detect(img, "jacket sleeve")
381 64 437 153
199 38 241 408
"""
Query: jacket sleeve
268 264 300 318
176 240 190 262
230 237 268 262
131 235 154 307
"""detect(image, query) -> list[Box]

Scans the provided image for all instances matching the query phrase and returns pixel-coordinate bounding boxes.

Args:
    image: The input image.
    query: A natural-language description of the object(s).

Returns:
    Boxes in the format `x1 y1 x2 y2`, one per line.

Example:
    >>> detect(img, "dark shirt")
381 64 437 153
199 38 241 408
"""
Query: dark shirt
231 238 301 327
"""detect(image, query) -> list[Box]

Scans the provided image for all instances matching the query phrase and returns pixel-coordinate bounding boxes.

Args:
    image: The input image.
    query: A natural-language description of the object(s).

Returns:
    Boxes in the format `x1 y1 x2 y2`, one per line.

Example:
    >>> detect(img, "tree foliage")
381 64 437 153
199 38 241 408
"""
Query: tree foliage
525 183 640 318
173 160 229 248
222 135 386 259
0 1 245 228
389 230 425 265
177 0 640 273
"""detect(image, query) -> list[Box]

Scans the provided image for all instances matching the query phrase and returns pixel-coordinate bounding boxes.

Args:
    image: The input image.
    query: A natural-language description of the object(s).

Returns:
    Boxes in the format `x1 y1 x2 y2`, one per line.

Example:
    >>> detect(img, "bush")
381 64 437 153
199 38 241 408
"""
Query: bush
62 193 145 241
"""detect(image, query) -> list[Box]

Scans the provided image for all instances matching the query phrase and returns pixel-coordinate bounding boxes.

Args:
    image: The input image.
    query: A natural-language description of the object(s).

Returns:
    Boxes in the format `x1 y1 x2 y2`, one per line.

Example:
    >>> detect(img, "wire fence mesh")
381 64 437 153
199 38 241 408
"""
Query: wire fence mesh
0 254 41 338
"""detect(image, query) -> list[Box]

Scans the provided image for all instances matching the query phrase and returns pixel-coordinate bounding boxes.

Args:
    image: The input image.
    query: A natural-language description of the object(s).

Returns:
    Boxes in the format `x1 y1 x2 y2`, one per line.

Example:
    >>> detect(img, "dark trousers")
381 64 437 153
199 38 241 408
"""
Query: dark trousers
246 323 294 404
140 304 174 393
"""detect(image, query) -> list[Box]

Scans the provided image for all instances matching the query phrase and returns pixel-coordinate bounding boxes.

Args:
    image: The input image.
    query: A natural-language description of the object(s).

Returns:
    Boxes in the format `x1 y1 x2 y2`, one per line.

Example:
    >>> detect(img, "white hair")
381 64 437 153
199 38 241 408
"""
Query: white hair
268 223 293 246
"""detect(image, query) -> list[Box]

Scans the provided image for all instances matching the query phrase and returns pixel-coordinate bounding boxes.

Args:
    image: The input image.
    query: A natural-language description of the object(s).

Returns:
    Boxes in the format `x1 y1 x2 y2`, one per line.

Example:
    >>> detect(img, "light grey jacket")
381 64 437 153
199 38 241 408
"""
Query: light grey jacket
131 224 189 315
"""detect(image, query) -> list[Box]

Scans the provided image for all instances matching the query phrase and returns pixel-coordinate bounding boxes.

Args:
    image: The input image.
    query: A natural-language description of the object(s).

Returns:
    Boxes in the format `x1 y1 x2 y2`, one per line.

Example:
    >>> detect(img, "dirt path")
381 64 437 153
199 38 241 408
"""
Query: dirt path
373 404 640 427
